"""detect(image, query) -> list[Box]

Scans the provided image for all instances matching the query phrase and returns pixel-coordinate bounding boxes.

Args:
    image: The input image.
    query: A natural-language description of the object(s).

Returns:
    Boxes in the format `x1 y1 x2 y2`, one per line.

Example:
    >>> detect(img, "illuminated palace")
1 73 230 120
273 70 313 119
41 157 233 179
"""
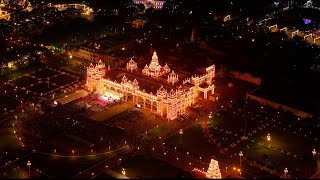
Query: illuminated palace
86 51 215 120
133 0 165 9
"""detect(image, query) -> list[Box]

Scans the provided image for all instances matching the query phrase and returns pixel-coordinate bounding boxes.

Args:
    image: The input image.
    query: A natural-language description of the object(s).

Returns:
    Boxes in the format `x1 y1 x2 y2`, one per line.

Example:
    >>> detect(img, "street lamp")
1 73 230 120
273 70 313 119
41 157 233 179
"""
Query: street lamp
47 77 50 88
312 149 317 157
179 129 183 144
122 168 126 179
27 161 31 176
239 151 243 167
284 168 288 179
267 134 271 141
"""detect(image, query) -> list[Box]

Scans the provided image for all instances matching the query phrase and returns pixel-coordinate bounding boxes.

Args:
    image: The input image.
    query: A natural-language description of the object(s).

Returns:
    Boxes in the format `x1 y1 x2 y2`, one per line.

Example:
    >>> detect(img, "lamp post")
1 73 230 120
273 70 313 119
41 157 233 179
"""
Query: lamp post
179 129 183 144
267 134 271 141
27 161 31 176
239 151 243 167
312 149 317 157
243 119 247 139
284 168 288 179
122 168 126 179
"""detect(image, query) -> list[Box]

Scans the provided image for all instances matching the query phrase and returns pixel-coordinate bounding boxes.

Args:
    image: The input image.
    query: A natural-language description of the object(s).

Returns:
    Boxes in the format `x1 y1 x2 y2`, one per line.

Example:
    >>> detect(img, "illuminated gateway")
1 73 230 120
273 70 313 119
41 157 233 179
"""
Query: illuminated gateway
86 51 215 120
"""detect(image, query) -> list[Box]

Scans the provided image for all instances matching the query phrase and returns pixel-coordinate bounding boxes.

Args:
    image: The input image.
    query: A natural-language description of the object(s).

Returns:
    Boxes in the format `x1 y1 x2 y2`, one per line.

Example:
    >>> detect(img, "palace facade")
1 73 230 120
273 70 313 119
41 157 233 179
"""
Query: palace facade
86 51 215 120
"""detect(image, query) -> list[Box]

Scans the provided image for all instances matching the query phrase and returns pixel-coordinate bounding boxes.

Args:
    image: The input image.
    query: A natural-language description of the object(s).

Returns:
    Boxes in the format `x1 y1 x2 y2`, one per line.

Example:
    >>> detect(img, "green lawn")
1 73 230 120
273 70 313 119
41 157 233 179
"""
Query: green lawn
89 103 131 121
209 110 262 135
143 123 174 140
0 94 20 114
165 124 219 157
0 134 23 152
9 149 125 178
113 155 192 178
233 126 320 178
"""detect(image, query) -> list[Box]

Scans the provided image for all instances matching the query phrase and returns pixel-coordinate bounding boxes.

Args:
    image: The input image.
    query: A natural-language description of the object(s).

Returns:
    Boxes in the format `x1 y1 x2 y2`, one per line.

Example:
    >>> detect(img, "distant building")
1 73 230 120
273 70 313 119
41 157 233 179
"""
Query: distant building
131 19 145 28
133 0 165 9
0 0 6 7
0 8 10 21
190 28 196 43
68 41 129 68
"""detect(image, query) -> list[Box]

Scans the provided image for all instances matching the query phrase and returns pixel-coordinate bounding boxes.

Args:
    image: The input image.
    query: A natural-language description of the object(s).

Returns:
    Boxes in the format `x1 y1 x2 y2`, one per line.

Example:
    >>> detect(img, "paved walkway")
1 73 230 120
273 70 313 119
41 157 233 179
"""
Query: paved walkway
106 170 129 179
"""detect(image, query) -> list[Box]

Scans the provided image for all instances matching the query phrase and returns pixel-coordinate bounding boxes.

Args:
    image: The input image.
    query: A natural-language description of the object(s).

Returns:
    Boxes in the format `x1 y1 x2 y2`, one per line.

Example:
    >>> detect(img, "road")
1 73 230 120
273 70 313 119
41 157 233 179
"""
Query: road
73 146 131 179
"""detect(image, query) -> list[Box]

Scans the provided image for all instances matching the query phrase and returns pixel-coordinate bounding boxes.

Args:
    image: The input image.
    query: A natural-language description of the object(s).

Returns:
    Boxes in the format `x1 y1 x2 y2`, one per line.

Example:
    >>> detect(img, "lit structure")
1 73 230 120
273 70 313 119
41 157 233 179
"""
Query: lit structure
304 0 313 8
126 58 138 72
23 2 32 12
223 15 231 22
49 3 93 14
312 149 317 157
0 0 6 7
206 159 222 179
167 71 179 85
86 51 215 120
192 159 222 179
190 28 196 43
0 7 10 21
133 0 165 9
142 51 170 78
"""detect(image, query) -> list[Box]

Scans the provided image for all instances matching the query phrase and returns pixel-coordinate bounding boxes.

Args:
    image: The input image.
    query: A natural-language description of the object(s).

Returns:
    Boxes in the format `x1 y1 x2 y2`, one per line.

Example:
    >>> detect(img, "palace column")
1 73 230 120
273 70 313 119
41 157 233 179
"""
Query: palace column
204 90 208 99
143 99 146 108
125 91 128 102
211 86 215 95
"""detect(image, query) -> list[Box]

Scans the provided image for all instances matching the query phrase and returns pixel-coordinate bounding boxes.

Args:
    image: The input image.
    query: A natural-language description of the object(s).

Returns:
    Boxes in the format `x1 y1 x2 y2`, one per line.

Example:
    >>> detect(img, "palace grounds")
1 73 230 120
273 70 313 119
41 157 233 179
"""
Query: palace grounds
0 149 125 178
207 99 320 178
166 124 219 157
1 66 80 102
0 94 20 115
109 155 192 179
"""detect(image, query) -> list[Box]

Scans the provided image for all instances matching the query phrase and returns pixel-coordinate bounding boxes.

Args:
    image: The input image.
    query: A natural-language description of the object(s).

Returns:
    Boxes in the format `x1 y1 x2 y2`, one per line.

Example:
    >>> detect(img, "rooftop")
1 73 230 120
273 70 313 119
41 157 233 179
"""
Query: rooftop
105 68 189 94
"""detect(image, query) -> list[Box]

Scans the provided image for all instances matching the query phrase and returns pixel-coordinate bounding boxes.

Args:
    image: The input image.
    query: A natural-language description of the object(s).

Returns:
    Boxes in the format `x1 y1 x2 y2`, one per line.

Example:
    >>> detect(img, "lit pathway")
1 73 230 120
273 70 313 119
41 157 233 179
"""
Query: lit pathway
105 170 129 179
73 146 131 179
37 145 128 158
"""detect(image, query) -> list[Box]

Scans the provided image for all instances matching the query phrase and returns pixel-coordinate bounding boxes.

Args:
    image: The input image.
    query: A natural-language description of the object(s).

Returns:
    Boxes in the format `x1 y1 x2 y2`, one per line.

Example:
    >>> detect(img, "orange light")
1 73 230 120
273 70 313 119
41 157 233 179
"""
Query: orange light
233 167 236 170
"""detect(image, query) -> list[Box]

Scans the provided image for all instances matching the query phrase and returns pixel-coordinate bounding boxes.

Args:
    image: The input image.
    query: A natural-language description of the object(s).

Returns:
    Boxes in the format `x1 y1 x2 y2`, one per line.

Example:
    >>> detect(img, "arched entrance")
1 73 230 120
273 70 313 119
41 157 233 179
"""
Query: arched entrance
92 82 97 91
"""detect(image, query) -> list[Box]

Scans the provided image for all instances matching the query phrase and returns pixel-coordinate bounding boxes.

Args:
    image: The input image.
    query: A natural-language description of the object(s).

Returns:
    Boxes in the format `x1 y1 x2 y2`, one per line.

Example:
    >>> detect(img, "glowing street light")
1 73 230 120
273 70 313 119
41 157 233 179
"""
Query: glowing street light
122 168 126 178
267 134 271 141
284 168 288 179
239 151 243 167
179 129 183 144
312 149 317 157
27 161 31 176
